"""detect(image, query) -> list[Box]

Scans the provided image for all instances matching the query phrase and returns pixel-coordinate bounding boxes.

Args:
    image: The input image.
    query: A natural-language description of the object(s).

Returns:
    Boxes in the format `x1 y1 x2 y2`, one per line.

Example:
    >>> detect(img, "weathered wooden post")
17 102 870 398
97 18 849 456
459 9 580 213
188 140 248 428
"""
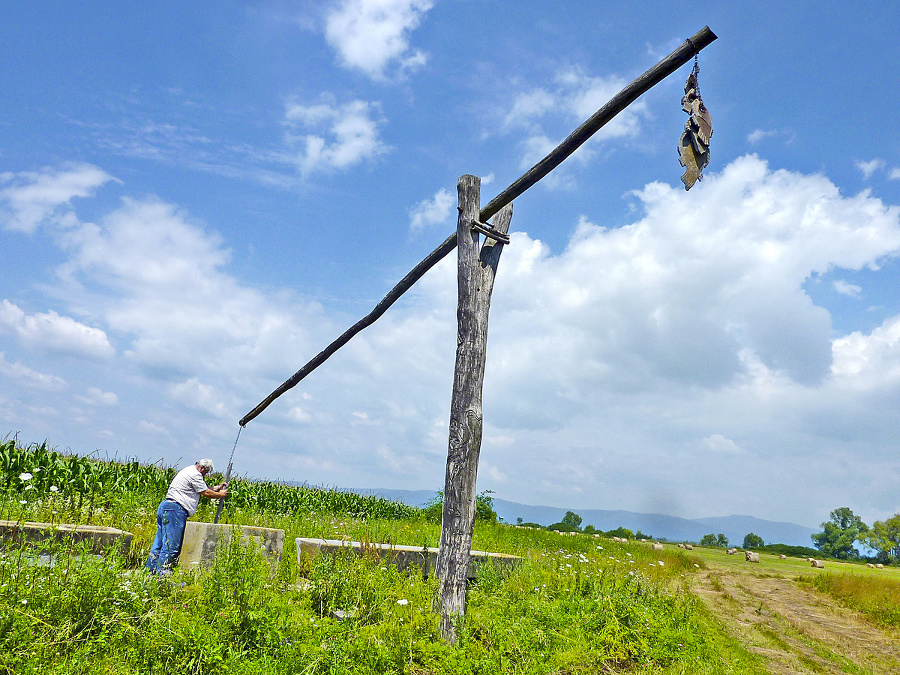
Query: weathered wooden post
435 175 513 641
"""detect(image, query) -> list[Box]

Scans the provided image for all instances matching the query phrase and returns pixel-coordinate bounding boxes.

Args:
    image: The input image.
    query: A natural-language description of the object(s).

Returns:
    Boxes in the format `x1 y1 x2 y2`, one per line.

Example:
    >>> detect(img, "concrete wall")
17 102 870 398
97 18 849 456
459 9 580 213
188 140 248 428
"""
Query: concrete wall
0 519 133 555
179 521 285 568
296 538 519 579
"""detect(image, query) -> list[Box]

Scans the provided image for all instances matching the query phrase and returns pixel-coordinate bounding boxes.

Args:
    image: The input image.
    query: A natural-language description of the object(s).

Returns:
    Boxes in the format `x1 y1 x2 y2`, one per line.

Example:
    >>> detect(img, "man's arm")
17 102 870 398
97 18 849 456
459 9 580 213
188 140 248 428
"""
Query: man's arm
201 485 228 499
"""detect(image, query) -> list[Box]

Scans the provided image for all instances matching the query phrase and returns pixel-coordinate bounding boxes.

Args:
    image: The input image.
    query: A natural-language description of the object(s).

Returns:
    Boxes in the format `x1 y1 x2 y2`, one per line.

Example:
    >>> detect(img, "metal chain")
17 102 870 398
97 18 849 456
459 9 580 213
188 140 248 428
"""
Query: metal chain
692 54 701 100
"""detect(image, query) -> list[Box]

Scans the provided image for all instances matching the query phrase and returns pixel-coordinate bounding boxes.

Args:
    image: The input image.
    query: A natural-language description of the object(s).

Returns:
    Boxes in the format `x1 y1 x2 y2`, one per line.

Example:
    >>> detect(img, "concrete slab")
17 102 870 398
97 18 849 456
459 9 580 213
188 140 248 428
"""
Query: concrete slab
0 519 133 555
179 521 285 568
296 538 519 579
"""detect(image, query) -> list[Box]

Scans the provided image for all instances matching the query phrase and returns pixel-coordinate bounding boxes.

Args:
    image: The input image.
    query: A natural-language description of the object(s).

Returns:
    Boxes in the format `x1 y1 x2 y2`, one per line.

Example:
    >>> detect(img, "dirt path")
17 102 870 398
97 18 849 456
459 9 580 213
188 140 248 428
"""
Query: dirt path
691 563 900 674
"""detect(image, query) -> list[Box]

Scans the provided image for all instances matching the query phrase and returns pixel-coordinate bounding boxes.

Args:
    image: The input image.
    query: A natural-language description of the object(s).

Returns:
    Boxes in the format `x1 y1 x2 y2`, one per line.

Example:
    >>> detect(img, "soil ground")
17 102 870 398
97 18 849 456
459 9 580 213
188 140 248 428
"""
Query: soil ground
689 554 900 674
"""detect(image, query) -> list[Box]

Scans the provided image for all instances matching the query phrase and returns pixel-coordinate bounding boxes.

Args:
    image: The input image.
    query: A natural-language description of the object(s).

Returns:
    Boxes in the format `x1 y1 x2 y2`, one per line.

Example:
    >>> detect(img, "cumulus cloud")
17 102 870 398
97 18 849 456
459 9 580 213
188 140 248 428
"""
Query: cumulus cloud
83 387 119 406
832 316 900 381
7 156 900 524
0 163 116 233
747 128 795 145
701 434 744 454
0 300 114 360
855 158 885 179
0 352 67 391
409 188 454 231
50 195 329 386
283 96 389 175
288 406 312 423
325 0 433 80
833 280 862 298
500 69 648 184
169 377 230 418
747 129 777 144
889 167 900 181
484 154 900 410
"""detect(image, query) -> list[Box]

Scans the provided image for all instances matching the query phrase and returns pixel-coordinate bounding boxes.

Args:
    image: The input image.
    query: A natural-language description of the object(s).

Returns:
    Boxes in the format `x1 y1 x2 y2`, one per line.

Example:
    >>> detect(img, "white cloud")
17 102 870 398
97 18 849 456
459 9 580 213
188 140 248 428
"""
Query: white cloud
0 352 67 391
747 128 796 146
0 178 340 440
832 316 900 381
889 167 900 181
0 163 116 233
701 434 743 454
409 188 454 231
138 420 171 437
855 158 885 179
288 406 312 423
0 300 114 360
503 89 556 131
83 387 119 406
324 0 433 80
8 156 900 525
169 377 229 418
500 69 648 186
833 280 862 298
284 97 389 175
747 129 777 144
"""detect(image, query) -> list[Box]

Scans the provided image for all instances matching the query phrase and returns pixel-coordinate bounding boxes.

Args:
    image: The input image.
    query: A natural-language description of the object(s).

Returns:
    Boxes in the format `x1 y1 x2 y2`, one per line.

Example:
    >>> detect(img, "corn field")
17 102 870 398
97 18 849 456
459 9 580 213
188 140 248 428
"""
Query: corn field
1 438 418 521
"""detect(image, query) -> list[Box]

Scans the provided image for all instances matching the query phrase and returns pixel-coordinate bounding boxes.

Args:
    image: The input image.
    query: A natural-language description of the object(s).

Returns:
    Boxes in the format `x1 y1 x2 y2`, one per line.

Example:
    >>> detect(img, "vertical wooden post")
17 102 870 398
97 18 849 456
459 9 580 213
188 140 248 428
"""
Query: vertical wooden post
435 175 513 642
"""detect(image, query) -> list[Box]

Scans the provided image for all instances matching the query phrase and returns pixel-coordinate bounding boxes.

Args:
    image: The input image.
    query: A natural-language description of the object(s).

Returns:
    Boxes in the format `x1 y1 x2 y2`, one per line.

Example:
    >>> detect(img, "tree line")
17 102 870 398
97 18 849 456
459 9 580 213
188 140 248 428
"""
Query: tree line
512 506 900 565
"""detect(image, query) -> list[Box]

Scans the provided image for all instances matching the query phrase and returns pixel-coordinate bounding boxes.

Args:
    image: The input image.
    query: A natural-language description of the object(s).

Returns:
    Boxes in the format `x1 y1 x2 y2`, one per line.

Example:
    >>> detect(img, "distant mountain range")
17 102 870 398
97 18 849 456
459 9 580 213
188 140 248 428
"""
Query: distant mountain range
351 488 818 548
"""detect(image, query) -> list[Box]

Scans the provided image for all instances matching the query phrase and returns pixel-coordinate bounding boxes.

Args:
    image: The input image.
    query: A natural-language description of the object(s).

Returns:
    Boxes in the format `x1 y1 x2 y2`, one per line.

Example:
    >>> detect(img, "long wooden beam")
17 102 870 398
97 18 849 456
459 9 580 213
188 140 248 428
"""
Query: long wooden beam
239 26 717 427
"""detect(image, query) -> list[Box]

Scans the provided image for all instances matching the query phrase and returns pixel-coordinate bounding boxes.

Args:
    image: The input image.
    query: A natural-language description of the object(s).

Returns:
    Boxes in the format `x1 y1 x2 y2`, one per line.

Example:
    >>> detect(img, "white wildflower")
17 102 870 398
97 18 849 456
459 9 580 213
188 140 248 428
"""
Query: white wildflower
19 472 32 481
657 561 665 566
50 486 59 493
396 599 408 606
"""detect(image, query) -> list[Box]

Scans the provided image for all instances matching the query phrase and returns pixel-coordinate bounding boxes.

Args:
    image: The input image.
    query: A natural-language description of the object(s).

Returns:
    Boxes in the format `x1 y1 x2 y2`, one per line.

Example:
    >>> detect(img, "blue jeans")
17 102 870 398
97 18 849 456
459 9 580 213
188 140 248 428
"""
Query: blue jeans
145 499 188 574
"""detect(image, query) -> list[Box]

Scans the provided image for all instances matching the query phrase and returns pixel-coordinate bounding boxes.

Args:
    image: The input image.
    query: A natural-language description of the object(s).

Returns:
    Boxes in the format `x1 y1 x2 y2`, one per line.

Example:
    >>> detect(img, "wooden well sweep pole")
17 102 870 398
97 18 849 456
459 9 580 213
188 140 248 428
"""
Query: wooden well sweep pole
237 26 716 427
435 176 513 642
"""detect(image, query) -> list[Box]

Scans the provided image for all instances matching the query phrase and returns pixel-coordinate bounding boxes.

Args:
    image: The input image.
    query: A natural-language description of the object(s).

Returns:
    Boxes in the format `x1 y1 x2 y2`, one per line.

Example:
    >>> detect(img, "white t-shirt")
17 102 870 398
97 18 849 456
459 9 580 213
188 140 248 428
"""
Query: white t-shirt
165 465 210 516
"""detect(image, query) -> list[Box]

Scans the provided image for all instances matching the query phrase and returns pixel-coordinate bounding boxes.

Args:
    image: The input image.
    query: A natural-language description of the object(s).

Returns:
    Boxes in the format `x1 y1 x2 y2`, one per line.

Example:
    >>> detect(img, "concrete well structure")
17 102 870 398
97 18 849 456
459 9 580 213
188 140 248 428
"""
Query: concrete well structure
296 537 519 579
0 519 133 555
179 521 285 568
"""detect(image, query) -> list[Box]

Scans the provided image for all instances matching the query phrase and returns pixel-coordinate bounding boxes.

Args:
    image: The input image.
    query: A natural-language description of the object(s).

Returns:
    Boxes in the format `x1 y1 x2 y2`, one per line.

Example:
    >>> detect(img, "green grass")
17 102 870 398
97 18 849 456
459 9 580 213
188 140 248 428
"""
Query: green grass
799 571 900 628
0 439 769 673
673 542 900 582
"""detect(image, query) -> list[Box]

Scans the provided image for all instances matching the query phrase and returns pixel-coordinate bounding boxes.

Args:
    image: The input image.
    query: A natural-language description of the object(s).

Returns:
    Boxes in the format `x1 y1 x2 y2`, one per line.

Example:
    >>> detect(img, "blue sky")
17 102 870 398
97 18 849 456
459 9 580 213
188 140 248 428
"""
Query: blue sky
2 1 900 530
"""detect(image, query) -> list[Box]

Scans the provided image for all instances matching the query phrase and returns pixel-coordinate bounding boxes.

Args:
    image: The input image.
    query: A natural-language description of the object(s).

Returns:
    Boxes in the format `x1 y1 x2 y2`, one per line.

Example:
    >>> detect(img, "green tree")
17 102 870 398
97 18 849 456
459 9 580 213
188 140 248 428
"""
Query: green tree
861 513 900 562
422 489 497 523
516 517 523 525
743 532 764 549
561 511 582 530
811 507 868 560
605 526 634 539
716 533 729 547
700 533 717 547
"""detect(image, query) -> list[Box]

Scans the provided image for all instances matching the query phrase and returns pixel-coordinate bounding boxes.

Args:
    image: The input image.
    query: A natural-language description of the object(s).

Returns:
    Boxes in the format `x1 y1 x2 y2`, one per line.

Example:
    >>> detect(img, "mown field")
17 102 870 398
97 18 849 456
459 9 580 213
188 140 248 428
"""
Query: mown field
1 439 897 674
